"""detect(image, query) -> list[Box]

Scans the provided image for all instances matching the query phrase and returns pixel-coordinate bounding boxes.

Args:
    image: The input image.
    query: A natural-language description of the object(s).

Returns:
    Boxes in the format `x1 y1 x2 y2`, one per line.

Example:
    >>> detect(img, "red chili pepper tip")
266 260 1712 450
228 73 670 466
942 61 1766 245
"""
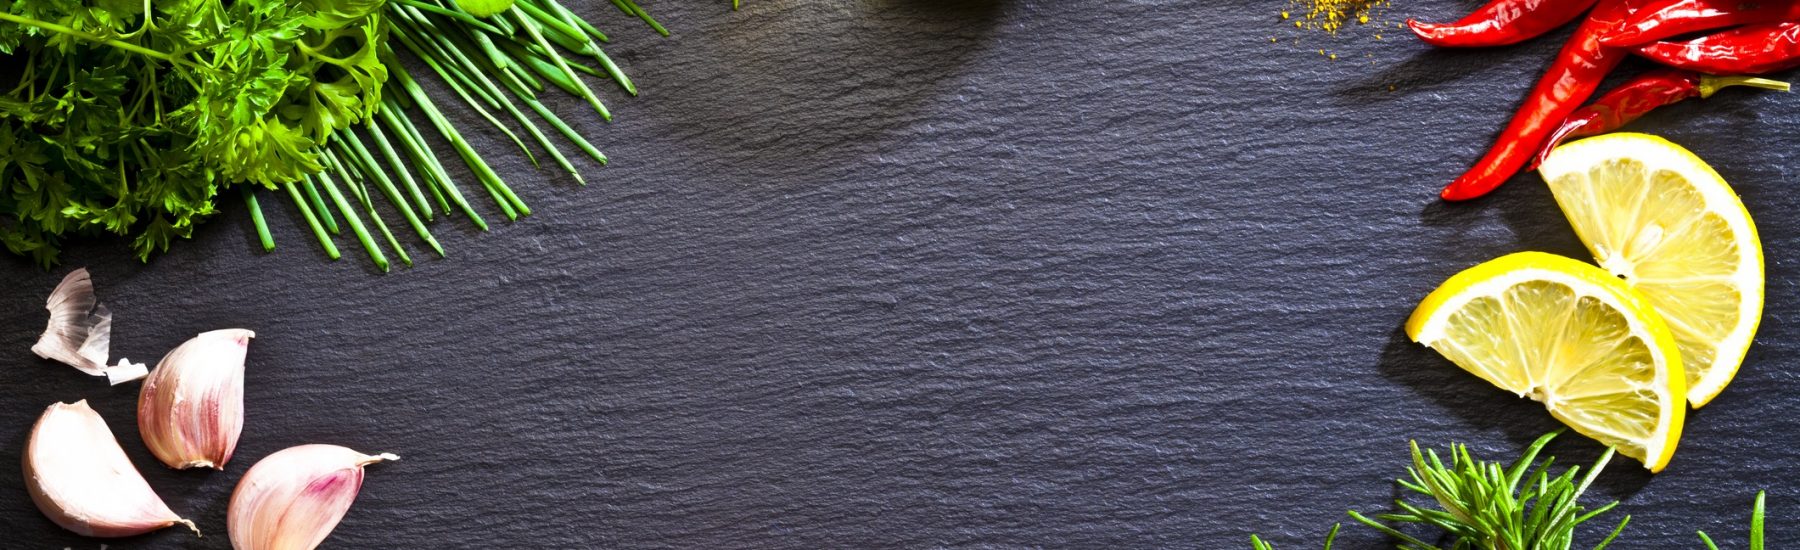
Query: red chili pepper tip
1636 22 1800 76
1408 0 1601 48
1439 0 1644 201
1601 0 1800 48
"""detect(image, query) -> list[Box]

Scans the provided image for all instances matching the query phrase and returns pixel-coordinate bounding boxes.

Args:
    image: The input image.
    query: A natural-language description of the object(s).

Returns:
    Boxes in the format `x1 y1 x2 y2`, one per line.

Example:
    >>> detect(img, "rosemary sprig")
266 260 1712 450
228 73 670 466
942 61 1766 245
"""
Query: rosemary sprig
1349 431 1626 550
1254 434 1774 550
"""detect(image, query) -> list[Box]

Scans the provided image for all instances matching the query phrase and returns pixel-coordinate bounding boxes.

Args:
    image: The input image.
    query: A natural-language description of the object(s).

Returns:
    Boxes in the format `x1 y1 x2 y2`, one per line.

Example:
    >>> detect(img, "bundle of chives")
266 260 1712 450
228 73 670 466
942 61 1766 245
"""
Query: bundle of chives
243 0 674 271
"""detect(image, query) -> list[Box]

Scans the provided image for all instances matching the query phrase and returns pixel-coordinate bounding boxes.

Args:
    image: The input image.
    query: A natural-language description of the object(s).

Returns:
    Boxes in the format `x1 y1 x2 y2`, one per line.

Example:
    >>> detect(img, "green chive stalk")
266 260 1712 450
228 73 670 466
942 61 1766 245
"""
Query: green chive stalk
249 0 703 269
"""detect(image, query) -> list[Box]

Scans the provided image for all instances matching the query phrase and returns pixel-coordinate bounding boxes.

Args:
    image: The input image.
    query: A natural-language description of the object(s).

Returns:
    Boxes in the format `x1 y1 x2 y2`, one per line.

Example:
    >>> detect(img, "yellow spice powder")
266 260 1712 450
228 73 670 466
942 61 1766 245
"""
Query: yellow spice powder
1285 0 1391 34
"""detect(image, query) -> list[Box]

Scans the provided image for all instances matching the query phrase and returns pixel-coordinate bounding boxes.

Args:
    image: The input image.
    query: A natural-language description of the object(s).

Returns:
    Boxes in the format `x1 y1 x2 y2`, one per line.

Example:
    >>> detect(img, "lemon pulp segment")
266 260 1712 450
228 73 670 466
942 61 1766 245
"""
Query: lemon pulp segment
1407 252 1686 471
1539 133 1763 407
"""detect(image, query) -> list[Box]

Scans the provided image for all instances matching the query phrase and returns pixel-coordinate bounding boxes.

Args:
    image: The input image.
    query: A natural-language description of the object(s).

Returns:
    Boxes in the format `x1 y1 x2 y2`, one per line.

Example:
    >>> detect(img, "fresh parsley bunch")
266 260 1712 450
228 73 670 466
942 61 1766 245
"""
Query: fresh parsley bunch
1 0 678 269
0 0 387 265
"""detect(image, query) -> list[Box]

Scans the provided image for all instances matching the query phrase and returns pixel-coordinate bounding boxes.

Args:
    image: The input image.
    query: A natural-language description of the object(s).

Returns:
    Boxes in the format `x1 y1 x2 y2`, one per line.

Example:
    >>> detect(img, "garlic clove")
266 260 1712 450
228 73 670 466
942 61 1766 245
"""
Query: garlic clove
32 269 147 385
24 400 198 538
229 445 397 550
138 328 255 470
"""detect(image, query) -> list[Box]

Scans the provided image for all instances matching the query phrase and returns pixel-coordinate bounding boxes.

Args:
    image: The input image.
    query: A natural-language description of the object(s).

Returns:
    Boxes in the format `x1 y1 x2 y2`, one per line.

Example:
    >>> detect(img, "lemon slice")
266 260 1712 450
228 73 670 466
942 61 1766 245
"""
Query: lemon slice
1539 133 1763 407
1406 252 1686 471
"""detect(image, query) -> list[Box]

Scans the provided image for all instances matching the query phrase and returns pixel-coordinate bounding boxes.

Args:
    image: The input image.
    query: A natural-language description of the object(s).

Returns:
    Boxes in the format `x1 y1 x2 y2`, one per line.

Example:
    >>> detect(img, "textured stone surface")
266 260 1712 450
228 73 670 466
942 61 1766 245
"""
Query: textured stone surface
4 0 1800 547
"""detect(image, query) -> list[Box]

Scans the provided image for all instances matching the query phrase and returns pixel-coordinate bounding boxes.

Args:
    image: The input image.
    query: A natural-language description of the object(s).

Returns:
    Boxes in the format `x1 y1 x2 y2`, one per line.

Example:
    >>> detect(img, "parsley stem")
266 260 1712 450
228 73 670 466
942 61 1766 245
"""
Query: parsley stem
376 103 452 214
455 27 608 167
392 16 501 109
390 27 537 166
496 58 542 98
482 0 520 33
588 44 635 96
242 186 275 252
519 94 608 165
441 12 513 70
391 58 529 218
284 182 340 260
0 13 197 69
464 27 544 93
500 40 585 97
381 99 480 226
609 0 668 37
514 0 587 47
363 121 435 221
534 0 611 43
344 174 412 268
529 0 635 94
315 172 389 272
335 132 444 257
300 179 340 234
517 42 608 78
392 0 507 35
511 7 610 121
481 173 520 220
404 16 588 184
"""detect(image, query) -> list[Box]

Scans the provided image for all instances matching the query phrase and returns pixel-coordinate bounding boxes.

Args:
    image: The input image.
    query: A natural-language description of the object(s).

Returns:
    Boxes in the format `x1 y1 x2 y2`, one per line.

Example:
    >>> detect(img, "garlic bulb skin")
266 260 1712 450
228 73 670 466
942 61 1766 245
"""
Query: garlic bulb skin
229 445 397 550
138 328 255 469
32 268 147 384
24 401 196 537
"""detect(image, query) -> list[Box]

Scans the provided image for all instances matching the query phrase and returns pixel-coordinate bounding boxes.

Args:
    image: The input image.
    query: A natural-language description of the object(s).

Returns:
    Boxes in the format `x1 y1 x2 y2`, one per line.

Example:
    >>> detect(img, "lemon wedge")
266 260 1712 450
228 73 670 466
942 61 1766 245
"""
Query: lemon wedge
1539 133 1763 407
1406 252 1686 471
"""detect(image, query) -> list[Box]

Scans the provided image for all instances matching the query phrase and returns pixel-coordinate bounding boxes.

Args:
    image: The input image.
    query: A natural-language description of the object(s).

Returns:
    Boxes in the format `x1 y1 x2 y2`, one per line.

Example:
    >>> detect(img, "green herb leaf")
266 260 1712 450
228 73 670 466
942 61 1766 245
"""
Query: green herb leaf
457 0 516 18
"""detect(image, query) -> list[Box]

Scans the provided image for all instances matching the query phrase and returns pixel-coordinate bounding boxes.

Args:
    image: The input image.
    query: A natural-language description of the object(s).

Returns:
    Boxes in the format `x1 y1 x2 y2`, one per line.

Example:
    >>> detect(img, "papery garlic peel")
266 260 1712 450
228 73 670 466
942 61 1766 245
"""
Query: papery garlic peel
139 328 255 469
33 268 147 385
229 444 397 550
24 401 197 537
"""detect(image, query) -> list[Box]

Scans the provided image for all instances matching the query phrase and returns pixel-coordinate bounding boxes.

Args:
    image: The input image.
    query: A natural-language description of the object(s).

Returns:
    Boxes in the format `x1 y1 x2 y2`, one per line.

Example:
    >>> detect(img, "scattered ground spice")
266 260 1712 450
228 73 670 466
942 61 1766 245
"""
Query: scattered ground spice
1274 0 1400 61
1283 0 1392 34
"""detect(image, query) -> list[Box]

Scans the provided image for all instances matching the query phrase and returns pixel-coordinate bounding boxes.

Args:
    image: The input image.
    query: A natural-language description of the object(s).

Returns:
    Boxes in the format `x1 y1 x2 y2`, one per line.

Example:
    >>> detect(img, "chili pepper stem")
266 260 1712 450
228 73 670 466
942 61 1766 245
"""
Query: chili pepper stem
1698 76 1791 98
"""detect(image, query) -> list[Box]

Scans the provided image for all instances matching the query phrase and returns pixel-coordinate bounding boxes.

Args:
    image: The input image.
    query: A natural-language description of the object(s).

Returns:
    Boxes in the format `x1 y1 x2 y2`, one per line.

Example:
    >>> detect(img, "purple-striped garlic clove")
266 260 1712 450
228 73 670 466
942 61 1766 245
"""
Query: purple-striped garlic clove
229 445 397 550
138 328 255 469
24 401 197 538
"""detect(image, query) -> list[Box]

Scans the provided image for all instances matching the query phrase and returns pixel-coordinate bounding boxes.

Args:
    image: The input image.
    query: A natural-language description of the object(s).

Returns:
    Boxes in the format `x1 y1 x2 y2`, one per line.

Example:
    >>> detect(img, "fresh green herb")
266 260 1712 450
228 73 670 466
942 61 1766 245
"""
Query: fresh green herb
1252 524 1339 550
457 0 515 18
0 0 722 269
0 0 378 266
1255 433 1772 549
1348 431 1627 550
1699 491 1767 550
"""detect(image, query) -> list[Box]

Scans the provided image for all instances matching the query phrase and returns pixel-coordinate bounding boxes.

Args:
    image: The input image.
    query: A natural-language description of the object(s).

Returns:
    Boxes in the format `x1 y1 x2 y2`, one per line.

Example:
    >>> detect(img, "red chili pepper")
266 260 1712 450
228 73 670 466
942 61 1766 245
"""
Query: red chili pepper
1441 0 1647 201
1531 69 1790 168
1601 0 1800 47
1408 0 1602 47
1636 22 1800 74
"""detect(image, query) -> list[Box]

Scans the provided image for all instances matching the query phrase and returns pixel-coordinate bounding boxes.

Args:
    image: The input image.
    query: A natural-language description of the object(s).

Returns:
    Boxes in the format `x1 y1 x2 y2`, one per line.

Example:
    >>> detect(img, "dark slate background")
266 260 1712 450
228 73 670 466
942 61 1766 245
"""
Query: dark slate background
4 0 1800 547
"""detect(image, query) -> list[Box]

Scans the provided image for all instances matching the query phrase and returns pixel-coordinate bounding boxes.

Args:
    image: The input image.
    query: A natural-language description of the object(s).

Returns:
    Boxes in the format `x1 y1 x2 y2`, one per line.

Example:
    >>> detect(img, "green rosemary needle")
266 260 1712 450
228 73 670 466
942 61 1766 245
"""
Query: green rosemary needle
1350 431 1626 550
1255 434 1774 550
1699 491 1767 550
1253 524 1339 550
